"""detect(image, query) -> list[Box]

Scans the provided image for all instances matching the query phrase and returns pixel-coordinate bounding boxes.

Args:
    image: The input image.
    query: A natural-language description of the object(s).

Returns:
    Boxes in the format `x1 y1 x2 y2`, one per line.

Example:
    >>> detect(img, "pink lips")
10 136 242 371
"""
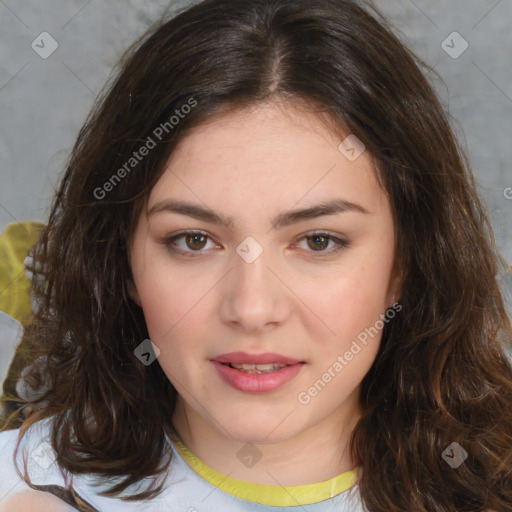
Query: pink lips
212 352 302 365
211 352 305 393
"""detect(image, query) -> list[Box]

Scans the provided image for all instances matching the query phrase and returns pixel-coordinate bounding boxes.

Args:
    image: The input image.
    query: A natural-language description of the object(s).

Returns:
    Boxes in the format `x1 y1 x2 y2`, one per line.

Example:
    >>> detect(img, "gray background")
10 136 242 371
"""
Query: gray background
0 0 511 379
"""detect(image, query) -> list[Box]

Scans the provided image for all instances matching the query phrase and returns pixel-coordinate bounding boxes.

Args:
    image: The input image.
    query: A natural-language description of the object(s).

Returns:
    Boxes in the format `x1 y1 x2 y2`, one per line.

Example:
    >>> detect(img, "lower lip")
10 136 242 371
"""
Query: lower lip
211 361 304 393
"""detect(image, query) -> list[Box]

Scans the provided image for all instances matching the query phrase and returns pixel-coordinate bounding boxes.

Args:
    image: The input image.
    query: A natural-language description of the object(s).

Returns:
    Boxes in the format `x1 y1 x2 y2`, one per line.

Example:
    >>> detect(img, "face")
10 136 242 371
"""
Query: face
128 100 400 445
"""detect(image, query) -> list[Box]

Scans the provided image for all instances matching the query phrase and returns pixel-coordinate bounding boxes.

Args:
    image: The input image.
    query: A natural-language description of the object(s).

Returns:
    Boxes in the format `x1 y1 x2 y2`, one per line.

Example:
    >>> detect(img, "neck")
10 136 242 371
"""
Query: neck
171 389 362 486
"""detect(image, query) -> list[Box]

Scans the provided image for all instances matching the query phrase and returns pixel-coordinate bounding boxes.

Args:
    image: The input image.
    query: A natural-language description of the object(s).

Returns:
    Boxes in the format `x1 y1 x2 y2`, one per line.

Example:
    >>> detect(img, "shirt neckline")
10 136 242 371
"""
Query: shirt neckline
168 431 362 507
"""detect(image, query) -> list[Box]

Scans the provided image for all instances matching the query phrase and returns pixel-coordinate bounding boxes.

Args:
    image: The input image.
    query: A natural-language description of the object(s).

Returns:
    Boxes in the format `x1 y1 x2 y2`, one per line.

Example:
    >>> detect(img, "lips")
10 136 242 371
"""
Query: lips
210 352 305 393
212 352 302 365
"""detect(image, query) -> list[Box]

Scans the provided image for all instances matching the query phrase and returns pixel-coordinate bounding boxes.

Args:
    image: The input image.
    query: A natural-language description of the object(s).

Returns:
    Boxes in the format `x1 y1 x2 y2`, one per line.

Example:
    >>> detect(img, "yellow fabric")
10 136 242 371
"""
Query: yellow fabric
0 221 44 324
170 432 362 506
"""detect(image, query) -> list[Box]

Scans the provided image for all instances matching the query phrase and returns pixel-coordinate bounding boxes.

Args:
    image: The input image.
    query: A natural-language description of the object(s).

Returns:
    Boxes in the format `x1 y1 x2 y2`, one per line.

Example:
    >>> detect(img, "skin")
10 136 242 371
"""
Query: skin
0 489 77 512
128 100 402 486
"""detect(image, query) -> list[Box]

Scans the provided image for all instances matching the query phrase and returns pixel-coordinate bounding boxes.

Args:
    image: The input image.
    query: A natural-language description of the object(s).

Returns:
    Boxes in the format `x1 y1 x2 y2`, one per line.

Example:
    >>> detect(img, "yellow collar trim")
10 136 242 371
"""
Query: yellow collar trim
170 432 362 507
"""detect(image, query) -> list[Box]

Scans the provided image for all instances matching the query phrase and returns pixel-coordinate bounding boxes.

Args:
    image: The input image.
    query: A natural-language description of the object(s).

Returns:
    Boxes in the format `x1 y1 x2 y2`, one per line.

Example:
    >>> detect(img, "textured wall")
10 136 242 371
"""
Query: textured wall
0 0 511 306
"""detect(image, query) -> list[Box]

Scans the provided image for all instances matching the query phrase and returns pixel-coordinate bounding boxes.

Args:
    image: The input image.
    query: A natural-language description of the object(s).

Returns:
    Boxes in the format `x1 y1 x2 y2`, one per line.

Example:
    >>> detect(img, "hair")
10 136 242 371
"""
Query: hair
1 0 511 510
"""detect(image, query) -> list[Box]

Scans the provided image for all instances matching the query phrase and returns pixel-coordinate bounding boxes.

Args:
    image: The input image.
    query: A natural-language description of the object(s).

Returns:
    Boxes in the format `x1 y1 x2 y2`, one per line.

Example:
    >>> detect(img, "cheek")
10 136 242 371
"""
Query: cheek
131 256 183 338
298 262 392 340
139 283 189 342
134 258 217 346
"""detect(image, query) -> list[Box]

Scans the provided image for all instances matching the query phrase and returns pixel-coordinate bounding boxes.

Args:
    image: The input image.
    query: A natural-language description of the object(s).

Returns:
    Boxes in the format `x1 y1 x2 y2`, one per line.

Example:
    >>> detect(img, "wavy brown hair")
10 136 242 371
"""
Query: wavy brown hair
2 0 512 510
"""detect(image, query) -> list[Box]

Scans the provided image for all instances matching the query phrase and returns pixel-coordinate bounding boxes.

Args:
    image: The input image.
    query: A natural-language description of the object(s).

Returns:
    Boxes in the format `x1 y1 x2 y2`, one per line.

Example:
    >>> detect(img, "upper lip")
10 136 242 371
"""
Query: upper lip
212 352 303 365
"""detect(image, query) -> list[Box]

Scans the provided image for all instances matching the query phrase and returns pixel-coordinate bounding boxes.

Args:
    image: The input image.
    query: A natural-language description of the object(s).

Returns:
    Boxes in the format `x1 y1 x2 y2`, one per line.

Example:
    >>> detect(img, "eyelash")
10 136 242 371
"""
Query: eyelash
162 230 349 258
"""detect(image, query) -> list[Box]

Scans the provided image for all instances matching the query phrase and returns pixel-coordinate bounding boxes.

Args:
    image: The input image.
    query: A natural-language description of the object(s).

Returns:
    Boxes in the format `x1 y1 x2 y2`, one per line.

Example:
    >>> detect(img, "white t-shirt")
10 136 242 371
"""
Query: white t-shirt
0 418 367 511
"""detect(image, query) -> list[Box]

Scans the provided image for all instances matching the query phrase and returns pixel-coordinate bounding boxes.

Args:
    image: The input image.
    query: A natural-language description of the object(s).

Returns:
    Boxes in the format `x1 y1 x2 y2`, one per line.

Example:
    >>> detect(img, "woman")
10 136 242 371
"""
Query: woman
1 0 511 510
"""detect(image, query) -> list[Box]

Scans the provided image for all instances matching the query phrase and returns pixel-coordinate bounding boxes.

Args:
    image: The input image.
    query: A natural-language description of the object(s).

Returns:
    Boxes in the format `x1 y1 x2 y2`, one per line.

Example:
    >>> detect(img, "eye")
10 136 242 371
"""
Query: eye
163 230 218 256
161 230 349 258
294 232 349 255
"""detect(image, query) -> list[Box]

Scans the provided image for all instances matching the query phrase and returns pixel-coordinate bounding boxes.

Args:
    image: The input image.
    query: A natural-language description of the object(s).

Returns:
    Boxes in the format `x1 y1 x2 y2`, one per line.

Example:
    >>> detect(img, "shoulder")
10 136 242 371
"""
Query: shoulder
0 421 68 505
0 427 63 510
0 488 77 512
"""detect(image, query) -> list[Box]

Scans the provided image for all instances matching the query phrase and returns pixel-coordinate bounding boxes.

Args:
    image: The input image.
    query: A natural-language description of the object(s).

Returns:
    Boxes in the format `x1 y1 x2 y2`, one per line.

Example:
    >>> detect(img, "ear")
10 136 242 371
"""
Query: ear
126 278 142 307
386 259 405 309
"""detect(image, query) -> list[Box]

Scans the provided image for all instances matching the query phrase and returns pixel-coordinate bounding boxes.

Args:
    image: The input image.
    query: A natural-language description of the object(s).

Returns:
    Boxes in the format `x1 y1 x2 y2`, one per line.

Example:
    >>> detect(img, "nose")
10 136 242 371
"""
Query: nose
219 245 292 333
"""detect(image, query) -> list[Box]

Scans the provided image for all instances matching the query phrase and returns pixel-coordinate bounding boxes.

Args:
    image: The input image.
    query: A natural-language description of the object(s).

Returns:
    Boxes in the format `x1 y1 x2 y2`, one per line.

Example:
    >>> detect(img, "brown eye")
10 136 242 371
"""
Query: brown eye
295 232 349 256
185 233 208 250
306 234 329 251
163 230 217 256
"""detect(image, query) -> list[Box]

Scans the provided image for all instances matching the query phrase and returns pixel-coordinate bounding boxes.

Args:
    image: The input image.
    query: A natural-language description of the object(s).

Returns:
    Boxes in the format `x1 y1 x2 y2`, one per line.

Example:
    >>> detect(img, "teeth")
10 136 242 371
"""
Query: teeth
239 363 257 370
230 362 288 373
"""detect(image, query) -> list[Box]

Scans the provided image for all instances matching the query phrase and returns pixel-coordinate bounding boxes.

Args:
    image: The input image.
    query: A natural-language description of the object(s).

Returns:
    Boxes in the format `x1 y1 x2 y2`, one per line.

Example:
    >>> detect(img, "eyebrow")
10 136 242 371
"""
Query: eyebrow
147 198 370 229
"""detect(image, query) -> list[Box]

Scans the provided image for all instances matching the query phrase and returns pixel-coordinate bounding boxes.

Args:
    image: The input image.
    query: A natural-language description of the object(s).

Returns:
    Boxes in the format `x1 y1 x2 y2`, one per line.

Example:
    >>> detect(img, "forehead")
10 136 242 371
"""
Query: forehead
147 100 387 224
169 100 346 164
